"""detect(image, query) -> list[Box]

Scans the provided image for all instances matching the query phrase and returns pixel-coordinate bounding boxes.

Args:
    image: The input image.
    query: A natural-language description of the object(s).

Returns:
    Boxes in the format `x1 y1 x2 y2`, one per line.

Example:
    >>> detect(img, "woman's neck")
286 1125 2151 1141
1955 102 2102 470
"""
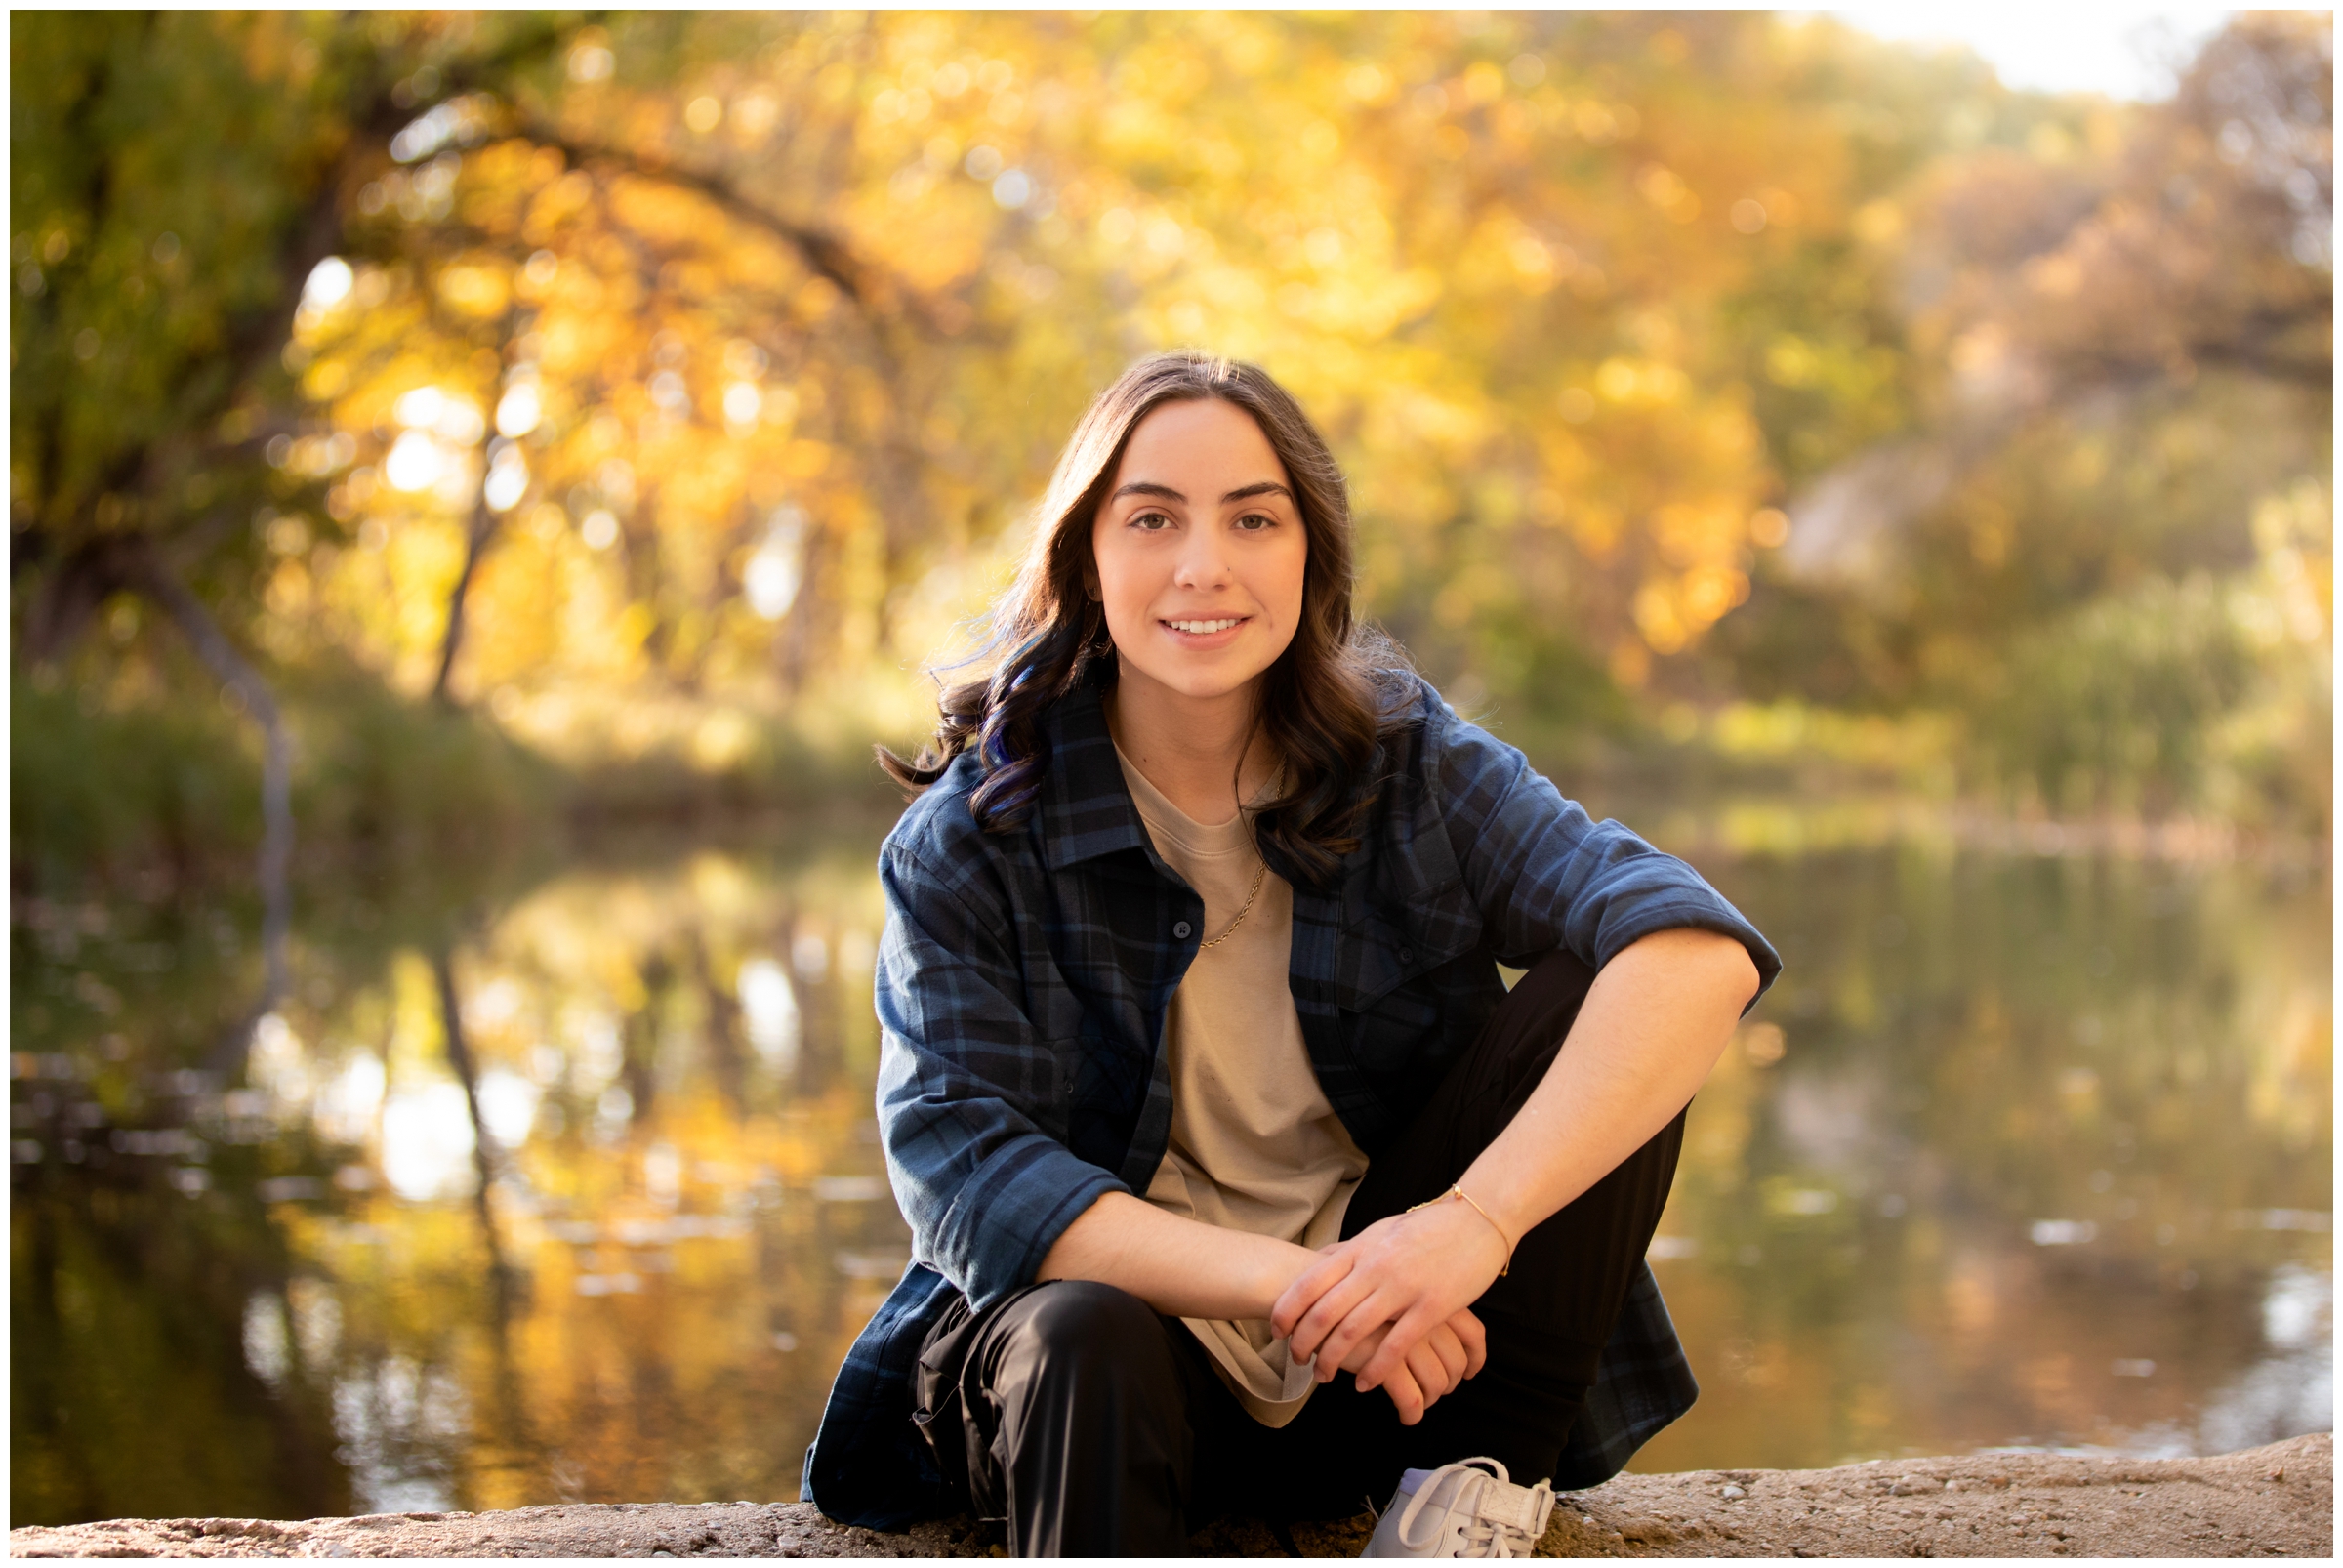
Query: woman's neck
1104 676 1276 828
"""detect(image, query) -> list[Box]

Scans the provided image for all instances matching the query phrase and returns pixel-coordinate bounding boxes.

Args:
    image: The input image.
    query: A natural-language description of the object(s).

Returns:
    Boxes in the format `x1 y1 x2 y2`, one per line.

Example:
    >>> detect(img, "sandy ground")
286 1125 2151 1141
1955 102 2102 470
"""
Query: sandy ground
11 1431 2326 1558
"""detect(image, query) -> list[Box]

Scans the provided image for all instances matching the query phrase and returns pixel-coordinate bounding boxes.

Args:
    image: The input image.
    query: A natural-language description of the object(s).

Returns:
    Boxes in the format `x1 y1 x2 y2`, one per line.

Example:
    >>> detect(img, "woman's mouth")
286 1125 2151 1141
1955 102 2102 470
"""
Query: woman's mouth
1165 617 1246 635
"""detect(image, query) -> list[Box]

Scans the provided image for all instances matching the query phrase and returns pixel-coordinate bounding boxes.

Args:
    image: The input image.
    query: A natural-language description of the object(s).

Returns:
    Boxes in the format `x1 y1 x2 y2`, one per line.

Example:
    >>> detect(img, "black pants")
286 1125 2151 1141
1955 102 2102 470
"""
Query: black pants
912 950 1687 1555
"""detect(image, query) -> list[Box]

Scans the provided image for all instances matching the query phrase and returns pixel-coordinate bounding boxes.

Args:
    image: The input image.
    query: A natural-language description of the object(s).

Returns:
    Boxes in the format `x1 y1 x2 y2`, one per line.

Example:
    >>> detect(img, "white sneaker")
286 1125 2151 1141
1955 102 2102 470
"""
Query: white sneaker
1361 1457 1556 1558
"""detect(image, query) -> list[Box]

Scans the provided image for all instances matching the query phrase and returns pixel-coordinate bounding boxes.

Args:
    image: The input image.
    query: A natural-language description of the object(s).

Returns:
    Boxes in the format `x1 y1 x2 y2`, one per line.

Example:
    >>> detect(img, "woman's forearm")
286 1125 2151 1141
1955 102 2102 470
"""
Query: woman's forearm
1036 1190 1320 1320
1462 928 1758 1250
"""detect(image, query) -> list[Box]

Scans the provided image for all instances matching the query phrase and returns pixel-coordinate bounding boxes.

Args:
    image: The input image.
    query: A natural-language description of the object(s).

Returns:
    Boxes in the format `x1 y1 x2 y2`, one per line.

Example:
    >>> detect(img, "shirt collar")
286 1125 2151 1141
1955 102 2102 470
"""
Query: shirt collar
1034 664 1155 872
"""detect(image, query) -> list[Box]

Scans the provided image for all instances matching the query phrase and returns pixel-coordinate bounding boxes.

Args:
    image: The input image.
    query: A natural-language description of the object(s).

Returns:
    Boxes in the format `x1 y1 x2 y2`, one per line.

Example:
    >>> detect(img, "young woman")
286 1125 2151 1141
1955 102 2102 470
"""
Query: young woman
803 352 1778 1556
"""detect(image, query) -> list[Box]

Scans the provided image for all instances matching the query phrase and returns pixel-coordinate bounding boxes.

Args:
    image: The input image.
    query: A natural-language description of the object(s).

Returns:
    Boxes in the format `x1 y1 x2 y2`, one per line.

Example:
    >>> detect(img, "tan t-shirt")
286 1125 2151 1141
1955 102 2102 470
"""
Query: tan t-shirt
1116 746 1370 1427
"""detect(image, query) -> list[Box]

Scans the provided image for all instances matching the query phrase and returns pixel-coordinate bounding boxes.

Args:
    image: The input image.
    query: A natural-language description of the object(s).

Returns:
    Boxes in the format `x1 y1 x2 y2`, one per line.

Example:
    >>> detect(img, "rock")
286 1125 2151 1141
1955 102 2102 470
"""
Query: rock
7 1433 2327 1558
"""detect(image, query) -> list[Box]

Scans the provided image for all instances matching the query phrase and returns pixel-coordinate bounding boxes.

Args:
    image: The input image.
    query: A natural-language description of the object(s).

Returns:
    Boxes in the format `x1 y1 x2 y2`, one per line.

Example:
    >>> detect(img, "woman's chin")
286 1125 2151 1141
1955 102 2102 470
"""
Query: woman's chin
1117 652 1275 708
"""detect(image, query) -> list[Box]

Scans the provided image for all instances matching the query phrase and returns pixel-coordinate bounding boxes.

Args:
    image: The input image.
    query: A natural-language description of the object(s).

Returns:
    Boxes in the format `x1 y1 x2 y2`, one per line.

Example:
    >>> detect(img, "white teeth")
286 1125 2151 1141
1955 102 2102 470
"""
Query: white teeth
1168 618 1241 634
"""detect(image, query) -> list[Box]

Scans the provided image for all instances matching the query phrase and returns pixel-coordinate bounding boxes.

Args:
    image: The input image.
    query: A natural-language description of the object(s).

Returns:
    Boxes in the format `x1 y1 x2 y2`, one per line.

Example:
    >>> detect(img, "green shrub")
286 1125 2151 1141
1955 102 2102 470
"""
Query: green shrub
11 662 564 900
12 670 260 893
1977 574 2259 818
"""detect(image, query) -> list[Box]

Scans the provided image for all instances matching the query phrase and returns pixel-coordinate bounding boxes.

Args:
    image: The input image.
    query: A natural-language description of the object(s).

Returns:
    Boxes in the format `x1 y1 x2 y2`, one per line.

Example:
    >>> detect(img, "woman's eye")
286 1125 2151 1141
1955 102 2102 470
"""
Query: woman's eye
1130 510 1173 530
1235 512 1276 531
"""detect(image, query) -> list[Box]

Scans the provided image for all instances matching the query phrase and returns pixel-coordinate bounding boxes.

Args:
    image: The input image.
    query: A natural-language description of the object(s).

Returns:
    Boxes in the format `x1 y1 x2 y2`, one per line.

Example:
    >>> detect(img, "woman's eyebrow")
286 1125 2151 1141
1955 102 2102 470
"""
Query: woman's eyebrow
1108 478 1293 504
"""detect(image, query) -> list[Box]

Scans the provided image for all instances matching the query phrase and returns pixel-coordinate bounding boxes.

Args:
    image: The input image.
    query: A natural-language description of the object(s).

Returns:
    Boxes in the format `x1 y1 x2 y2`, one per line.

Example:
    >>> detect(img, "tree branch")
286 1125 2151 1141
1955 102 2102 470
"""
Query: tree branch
519 122 925 330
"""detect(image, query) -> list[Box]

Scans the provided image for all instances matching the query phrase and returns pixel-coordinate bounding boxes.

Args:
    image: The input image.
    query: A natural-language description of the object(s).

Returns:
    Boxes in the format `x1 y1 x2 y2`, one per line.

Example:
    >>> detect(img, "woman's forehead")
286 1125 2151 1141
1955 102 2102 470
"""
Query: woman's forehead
1113 398 1289 491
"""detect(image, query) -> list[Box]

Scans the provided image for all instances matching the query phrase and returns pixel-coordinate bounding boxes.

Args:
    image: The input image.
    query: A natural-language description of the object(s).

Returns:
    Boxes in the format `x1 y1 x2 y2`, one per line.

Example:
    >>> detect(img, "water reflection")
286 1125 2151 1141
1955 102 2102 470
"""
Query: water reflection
13 833 909 1524
1635 839 2332 1471
9 819 2331 1525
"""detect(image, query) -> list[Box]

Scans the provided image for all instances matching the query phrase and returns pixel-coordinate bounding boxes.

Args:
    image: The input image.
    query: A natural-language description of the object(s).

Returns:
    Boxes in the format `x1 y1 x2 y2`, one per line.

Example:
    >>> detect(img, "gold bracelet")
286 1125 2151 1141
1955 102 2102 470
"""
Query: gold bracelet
1406 1183 1514 1276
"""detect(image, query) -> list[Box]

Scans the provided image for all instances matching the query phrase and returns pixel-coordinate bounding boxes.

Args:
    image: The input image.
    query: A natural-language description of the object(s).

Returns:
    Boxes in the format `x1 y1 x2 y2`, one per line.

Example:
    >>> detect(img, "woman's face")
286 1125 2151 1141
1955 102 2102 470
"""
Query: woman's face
1089 397 1308 708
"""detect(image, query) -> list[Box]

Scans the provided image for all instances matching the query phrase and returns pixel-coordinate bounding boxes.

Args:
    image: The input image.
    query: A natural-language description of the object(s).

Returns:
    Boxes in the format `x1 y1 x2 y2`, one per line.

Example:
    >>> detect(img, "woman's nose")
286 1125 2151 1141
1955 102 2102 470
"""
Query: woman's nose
1172 528 1232 589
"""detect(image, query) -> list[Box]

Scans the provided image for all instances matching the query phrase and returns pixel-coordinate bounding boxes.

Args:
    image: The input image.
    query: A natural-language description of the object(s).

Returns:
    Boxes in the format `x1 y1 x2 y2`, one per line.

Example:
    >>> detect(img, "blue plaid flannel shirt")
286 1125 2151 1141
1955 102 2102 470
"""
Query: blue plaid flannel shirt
802 669 1780 1526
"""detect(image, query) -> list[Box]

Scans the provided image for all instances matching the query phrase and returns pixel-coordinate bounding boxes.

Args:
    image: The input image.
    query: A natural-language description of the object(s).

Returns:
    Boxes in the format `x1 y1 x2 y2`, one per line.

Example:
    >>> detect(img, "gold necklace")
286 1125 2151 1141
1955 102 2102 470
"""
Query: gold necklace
1195 860 1268 951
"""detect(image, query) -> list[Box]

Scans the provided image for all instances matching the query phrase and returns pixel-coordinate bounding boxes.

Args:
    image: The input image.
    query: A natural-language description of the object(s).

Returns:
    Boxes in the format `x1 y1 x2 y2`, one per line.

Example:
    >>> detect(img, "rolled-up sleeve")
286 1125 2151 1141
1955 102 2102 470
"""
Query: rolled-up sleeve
1426 695 1782 1004
874 843 1130 1311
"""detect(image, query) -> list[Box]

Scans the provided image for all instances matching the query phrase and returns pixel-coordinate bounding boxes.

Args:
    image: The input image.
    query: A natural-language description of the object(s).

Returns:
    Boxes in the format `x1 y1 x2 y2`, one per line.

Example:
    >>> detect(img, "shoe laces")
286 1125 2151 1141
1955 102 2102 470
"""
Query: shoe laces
1392 1457 1557 1558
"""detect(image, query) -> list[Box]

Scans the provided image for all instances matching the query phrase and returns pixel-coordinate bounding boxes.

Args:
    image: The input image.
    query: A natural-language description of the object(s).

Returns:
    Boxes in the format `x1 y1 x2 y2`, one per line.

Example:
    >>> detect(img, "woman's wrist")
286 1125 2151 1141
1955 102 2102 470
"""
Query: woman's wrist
1451 1161 1538 1258
1428 1187 1514 1278
1252 1237 1324 1318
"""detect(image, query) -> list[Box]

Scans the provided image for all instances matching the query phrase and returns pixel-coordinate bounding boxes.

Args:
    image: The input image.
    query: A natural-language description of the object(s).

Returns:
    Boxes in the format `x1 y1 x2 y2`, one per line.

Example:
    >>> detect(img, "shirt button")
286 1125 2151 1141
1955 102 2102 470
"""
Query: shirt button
1400 948 1415 964
1173 921 1192 939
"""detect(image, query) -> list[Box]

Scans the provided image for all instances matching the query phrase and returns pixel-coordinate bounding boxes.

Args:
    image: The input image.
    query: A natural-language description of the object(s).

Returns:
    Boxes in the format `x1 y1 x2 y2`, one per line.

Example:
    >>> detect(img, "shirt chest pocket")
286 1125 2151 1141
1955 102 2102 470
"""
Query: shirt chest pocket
1056 1009 1156 1174
1335 894 1478 1076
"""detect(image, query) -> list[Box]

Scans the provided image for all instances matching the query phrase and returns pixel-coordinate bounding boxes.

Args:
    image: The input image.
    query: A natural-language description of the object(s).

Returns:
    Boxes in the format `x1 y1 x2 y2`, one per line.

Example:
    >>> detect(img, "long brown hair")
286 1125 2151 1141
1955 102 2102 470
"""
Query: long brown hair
878 351 1406 887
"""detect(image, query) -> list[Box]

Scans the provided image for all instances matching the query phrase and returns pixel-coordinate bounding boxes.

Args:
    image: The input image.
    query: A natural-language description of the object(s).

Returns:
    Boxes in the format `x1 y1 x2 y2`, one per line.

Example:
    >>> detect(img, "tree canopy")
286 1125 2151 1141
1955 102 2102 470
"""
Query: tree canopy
12 10 2331 834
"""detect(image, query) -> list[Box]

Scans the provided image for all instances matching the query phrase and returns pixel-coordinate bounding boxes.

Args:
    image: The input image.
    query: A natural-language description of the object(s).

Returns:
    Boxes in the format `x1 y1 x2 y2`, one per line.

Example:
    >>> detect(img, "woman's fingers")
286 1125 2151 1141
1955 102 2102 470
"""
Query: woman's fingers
1336 1322 1390 1374
1449 1307 1488 1379
1293 1274 1377 1368
1422 1321 1469 1391
1356 1300 1449 1394
1293 1283 1379 1374
1404 1336 1457 1410
1269 1247 1356 1342
1375 1356 1427 1425
1310 1283 1399 1380
1356 1311 1478 1401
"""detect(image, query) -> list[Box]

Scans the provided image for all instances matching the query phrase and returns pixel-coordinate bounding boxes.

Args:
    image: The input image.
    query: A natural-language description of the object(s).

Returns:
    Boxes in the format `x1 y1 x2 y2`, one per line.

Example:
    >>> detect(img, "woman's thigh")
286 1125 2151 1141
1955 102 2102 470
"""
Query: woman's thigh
923 1286 1450 1531
917 1280 1228 1550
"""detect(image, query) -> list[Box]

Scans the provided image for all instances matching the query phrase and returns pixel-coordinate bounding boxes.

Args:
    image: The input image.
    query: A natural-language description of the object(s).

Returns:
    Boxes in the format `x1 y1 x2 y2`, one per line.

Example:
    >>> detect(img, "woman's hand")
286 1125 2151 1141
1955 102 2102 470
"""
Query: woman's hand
1272 1196 1507 1410
1323 1309 1488 1424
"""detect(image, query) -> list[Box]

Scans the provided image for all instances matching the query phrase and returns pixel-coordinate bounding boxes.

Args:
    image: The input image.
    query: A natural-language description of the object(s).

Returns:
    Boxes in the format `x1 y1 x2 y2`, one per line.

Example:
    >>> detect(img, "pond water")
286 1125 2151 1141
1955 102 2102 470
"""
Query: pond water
11 800 2331 1525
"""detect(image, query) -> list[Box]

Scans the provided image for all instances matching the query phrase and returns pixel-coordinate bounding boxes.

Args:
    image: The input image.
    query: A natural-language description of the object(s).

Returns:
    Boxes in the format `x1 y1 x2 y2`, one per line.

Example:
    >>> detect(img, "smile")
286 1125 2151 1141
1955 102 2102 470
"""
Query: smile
1165 617 1245 634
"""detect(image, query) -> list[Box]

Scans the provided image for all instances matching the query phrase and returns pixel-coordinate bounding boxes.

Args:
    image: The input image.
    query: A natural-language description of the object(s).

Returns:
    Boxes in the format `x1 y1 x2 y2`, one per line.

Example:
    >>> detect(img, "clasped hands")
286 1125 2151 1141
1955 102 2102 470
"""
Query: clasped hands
1269 1193 1509 1424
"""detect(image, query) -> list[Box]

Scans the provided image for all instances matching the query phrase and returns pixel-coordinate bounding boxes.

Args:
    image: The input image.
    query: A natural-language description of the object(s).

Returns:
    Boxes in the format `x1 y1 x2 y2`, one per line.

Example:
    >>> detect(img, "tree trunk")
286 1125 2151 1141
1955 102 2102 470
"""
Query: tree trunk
432 496 500 704
115 544 294 1065
432 944 518 1319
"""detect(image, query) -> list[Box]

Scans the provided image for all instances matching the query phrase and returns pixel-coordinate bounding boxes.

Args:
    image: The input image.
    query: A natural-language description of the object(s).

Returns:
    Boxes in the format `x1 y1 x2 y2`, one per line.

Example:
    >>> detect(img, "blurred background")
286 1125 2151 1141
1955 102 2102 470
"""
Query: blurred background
11 9 2330 1526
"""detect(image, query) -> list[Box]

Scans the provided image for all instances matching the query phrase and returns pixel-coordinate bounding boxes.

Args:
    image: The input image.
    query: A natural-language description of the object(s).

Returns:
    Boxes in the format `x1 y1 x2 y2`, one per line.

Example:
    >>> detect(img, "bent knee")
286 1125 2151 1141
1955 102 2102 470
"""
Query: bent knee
990 1280 1170 1382
1016 1279 1161 1347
